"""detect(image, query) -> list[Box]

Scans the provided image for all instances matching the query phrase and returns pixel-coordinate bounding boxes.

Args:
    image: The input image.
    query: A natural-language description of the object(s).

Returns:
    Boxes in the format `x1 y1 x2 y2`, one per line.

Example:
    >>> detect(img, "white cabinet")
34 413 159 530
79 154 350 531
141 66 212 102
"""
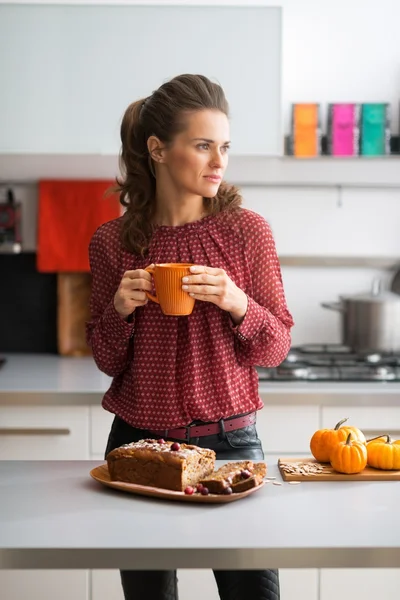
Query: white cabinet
320 569 400 600
0 5 281 157
90 406 114 458
256 405 319 454
91 570 124 600
0 570 88 600
321 407 400 597
0 406 90 460
0 406 90 600
280 569 319 600
321 406 400 442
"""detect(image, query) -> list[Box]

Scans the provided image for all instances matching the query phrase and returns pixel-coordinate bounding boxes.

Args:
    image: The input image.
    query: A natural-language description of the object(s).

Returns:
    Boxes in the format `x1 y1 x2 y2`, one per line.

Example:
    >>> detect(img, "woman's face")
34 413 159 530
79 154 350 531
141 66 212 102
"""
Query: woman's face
153 109 230 197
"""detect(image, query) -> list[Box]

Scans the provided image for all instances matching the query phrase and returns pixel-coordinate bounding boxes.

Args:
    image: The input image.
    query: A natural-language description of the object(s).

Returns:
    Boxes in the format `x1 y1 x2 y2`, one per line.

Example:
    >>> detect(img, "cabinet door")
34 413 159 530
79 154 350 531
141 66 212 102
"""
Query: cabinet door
321 407 400 442
0 406 89 460
321 569 400 600
256 405 319 453
91 570 124 600
90 406 114 458
280 569 319 600
0 406 90 600
0 570 88 600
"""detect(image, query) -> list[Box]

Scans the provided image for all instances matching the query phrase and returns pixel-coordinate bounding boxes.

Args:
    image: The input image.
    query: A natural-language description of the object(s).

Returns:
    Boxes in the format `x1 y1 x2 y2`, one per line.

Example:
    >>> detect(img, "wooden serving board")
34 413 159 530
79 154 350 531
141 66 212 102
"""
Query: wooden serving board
90 464 265 503
278 457 400 482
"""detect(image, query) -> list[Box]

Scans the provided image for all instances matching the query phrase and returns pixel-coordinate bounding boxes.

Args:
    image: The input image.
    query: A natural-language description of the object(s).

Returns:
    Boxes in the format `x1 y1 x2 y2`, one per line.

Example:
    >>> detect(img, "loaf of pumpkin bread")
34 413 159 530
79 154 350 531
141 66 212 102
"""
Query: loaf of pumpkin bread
106 439 216 492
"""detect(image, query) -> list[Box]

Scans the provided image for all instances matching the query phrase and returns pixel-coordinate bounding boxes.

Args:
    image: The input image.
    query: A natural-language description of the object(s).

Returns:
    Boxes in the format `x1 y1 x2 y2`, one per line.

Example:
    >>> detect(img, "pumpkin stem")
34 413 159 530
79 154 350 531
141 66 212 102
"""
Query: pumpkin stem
366 434 392 444
346 432 352 445
334 418 349 430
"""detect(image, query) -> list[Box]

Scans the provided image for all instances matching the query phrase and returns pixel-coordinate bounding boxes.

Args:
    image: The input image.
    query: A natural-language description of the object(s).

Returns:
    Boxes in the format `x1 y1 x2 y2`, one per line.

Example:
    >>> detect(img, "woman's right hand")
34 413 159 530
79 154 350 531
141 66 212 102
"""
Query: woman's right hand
113 268 153 319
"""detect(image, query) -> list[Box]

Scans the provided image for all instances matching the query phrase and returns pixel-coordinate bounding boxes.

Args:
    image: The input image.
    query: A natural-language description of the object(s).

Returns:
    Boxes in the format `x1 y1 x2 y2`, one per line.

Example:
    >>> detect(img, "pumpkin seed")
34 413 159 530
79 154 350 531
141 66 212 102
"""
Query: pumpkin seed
279 461 330 476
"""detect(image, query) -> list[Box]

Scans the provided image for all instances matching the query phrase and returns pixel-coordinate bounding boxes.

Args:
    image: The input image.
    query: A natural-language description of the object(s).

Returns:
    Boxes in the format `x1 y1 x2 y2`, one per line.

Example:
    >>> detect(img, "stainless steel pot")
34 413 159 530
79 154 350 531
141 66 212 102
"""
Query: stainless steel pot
321 280 400 354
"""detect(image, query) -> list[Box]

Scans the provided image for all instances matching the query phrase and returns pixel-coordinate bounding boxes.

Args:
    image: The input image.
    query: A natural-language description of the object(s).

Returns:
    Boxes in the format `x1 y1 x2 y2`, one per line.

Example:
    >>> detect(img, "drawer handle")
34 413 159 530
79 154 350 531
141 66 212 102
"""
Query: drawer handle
0 428 71 436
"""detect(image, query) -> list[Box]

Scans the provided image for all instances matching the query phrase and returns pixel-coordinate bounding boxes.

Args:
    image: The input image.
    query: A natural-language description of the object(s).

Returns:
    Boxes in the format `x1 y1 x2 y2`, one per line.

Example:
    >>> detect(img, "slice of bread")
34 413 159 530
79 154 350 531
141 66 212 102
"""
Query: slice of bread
230 462 267 493
198 461 254 493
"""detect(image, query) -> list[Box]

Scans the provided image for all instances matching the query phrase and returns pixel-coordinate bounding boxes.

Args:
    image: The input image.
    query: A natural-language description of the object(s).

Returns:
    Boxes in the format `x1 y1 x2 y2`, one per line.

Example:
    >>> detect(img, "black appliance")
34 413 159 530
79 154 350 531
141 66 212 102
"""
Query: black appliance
0 188 22 253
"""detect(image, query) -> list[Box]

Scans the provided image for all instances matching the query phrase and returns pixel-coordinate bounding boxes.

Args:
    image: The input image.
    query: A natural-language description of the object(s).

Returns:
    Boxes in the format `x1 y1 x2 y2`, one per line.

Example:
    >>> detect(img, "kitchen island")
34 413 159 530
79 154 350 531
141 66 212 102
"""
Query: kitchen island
1 459 399 571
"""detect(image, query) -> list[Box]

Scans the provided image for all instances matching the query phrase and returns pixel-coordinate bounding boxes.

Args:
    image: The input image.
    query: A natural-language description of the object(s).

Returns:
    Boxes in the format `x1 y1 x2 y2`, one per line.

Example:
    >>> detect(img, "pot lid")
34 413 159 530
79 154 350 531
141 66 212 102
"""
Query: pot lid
341 279 400 303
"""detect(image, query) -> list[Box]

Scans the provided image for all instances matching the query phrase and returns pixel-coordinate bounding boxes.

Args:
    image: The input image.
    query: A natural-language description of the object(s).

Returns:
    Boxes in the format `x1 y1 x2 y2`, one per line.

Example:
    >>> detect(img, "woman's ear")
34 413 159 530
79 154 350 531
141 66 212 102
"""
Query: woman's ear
147 136 166 163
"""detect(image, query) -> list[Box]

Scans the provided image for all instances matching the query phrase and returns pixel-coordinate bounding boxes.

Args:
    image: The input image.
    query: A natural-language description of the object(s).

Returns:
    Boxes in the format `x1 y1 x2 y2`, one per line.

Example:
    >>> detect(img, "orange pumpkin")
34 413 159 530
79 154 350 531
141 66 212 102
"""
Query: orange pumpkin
330 433 367 474
367 435 400 470
310 418 366 463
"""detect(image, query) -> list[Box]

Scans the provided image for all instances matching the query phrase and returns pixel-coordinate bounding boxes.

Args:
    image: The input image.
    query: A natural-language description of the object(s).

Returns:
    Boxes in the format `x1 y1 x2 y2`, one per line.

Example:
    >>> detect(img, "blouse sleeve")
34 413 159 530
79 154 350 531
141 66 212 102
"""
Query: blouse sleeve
231 212 294 367
85 223 135 377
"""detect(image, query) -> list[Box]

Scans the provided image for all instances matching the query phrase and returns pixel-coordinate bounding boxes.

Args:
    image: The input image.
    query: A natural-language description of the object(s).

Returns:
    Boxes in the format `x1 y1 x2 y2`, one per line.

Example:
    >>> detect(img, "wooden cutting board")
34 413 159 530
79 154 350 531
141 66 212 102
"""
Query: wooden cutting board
278 457 400 482
57 273 92 356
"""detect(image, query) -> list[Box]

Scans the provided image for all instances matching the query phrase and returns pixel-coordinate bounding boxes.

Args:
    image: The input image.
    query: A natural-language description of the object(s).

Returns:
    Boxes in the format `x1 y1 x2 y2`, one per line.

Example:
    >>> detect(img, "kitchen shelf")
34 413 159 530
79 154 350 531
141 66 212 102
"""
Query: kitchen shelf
1 153 400 188
279 256 400 269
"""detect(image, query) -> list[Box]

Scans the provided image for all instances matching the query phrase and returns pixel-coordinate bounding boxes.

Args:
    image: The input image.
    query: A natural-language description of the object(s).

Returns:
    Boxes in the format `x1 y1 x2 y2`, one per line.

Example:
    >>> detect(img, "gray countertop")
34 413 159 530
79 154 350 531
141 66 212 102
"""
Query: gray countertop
1 353 400 406
0 459 399 570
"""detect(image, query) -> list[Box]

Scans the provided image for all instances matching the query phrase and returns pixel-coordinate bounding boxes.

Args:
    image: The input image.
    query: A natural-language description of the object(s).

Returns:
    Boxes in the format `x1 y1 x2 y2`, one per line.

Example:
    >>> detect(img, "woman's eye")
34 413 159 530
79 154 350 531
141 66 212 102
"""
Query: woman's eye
197 143 209 150
221 146 230 153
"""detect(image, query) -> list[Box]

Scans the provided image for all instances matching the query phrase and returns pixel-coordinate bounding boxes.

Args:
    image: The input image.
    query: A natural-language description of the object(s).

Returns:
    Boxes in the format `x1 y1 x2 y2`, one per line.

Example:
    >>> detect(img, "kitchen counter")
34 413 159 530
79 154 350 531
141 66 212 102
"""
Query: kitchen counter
1 353 400 406
0 459 399 570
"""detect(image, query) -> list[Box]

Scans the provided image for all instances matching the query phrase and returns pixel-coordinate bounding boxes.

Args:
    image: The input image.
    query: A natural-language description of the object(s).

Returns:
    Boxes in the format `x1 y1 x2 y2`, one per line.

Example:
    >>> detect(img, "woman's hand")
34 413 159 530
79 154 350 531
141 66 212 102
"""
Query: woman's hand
114 269 153 319
182 265 248 325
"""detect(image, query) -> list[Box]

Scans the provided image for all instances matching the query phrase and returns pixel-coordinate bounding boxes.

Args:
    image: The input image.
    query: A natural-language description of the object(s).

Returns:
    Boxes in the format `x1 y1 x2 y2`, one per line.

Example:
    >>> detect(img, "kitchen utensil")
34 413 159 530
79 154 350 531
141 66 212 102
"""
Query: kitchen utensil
57 273 92 356
90 464 264 503
278 457 400 481
321 279 400 354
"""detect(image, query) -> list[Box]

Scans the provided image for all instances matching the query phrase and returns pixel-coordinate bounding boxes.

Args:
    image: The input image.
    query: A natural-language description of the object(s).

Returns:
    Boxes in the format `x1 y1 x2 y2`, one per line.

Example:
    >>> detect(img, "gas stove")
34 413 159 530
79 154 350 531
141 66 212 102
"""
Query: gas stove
257 344 400 382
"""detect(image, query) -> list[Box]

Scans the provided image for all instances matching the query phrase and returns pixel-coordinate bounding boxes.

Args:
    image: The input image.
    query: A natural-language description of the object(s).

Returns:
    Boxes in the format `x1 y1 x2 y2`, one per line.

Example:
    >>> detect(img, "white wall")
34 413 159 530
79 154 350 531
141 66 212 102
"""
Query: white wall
241 185 400 345
3 0 400 347
7 0 400 132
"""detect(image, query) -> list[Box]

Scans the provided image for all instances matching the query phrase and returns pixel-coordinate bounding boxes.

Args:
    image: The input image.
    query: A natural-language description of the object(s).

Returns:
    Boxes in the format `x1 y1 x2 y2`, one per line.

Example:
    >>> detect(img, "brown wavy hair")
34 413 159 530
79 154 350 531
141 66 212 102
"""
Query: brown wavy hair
113 74 242 256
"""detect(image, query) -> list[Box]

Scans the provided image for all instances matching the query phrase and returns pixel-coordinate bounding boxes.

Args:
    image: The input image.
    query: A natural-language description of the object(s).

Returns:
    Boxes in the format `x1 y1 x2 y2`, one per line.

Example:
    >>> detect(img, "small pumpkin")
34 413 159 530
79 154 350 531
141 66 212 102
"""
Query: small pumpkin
310 418 366 463
367 435 400 470
330 433 367 474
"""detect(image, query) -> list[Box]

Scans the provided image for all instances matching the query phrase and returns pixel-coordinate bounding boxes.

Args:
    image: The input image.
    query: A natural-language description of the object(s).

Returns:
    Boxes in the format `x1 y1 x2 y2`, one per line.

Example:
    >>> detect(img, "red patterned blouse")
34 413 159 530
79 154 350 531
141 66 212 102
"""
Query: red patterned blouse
86 208 294 430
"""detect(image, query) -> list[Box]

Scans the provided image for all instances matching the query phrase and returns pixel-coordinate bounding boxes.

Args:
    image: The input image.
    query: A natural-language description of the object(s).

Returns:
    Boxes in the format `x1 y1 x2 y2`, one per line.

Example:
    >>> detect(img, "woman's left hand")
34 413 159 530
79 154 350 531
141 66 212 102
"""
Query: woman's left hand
182 265 248 325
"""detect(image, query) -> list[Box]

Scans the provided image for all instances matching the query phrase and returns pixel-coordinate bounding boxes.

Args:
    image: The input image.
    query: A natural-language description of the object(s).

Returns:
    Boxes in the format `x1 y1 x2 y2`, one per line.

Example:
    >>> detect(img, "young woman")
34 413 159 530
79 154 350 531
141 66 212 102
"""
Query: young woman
86 73 294 600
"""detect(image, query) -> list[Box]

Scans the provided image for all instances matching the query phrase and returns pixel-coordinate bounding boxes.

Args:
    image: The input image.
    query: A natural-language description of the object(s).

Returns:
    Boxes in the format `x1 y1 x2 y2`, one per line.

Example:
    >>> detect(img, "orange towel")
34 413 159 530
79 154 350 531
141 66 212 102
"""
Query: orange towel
37 180 121 272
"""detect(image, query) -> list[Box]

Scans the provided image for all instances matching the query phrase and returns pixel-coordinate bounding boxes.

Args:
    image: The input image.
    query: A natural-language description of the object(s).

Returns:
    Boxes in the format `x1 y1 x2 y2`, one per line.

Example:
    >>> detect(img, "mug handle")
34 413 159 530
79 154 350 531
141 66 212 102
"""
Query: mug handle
144 265 159 304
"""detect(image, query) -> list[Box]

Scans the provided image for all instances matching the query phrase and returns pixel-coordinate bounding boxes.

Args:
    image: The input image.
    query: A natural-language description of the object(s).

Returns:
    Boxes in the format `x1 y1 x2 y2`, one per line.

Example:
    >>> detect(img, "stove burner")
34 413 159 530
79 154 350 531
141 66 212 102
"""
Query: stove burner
257 344 400 382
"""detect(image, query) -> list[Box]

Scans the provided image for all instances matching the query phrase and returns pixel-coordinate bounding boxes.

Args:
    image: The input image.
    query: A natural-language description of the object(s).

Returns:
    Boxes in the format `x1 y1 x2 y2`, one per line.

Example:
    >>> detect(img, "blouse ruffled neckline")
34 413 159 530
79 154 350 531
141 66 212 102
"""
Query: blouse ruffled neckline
153 213 218 234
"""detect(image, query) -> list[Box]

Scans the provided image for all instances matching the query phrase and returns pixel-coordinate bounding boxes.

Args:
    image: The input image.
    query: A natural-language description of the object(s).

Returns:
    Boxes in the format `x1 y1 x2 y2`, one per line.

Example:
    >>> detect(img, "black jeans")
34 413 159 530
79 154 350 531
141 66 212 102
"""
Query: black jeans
105 415 280 600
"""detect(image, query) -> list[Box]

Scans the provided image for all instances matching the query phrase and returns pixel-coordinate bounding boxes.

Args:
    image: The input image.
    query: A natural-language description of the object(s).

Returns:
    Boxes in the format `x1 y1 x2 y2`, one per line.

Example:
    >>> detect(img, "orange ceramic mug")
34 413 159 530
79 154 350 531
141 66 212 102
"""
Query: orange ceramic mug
145 263 196 316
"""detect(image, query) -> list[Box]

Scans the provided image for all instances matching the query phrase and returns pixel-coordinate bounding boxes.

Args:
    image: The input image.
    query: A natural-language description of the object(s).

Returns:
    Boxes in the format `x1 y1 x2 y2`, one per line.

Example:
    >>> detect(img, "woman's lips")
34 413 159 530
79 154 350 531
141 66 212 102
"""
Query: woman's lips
204 175 221 183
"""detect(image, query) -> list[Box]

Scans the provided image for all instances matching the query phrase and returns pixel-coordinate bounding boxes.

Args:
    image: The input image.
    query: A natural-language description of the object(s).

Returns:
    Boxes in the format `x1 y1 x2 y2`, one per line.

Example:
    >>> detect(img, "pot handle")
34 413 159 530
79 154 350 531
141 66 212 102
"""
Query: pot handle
321 301 345 312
